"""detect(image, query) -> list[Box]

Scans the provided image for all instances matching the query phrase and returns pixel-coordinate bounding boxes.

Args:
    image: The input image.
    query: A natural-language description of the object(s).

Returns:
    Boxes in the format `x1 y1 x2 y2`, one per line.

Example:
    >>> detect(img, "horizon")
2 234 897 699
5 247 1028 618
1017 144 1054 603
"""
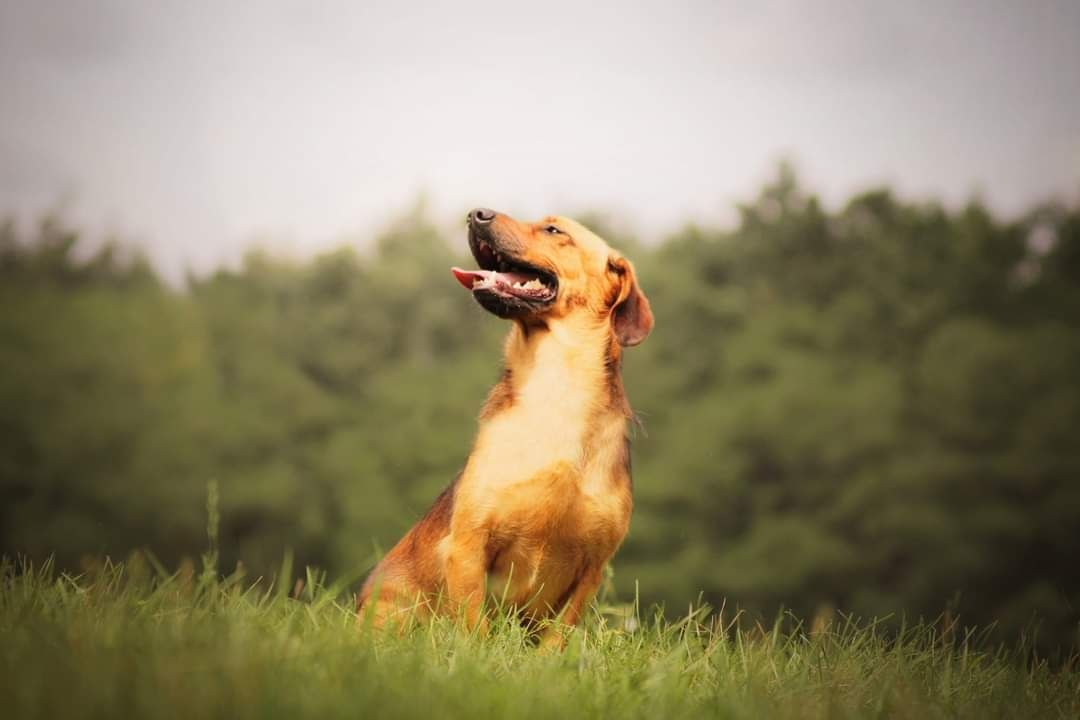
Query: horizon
5 167 1075 286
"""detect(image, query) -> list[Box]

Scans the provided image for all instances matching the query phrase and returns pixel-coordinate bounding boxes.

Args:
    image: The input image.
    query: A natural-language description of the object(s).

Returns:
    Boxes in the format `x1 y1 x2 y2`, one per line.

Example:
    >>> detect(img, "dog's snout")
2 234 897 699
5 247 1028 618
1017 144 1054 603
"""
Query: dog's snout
470 208 496 226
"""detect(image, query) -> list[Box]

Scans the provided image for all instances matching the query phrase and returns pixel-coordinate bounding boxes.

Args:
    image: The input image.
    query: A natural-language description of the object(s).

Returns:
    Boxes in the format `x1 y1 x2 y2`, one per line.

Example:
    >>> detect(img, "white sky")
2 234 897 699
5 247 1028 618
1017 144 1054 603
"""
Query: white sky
1 0 1078 281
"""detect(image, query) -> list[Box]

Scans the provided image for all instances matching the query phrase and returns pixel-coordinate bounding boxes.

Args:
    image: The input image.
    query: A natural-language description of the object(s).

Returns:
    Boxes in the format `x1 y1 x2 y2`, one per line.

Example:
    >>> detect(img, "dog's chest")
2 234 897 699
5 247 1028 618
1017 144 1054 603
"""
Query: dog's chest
463 339 632 613
495 460 629 545
483 460 631 611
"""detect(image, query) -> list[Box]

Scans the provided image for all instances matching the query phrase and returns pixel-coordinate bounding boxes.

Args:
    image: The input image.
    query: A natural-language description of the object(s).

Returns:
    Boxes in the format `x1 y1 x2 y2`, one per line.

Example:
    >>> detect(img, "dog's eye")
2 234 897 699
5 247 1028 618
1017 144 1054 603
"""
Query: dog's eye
544 225 562 235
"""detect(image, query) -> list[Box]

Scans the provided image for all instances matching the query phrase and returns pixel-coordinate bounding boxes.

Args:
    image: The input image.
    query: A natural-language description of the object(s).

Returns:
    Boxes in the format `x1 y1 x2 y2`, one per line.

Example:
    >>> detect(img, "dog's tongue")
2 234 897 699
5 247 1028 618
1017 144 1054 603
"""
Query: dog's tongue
451 267 490 289
451 267 535 291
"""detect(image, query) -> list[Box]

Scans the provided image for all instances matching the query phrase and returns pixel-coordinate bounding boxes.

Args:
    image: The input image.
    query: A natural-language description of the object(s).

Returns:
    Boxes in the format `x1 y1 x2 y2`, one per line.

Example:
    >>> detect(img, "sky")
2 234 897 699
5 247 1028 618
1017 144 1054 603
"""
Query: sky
1 0 1078 281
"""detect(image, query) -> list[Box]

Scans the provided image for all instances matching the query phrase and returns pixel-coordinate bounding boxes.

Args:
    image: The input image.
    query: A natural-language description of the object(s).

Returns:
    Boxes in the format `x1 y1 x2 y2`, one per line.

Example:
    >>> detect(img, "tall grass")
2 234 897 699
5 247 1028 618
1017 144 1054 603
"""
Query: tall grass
0 556 1076 719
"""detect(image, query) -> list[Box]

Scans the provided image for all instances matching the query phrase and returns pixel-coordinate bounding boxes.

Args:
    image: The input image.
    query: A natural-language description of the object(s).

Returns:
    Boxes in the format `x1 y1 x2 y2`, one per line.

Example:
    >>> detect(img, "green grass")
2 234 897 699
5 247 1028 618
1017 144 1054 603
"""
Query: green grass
1 556 1077 720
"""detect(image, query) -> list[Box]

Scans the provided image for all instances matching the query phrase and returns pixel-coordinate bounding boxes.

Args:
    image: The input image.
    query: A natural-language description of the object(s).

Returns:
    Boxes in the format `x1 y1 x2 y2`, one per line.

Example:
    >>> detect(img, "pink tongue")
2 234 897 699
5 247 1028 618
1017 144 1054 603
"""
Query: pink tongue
451 267 537 290
451 267 491 289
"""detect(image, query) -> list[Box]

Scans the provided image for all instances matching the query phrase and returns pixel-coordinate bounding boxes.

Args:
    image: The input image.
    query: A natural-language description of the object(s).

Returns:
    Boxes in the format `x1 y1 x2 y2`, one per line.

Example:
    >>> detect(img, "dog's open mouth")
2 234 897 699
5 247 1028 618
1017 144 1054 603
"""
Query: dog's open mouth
451 236 557 304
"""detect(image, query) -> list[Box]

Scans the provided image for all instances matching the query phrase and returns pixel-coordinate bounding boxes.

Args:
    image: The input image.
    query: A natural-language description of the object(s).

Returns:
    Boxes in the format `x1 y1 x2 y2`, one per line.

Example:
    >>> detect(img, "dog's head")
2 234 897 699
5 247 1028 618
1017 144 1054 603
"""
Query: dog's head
452 208 653 347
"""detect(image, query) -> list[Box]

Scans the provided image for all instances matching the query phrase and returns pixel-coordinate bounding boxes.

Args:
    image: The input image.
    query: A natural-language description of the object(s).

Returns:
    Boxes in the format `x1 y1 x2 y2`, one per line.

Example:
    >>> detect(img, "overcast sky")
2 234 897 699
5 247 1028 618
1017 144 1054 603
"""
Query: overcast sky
1 0 1078 280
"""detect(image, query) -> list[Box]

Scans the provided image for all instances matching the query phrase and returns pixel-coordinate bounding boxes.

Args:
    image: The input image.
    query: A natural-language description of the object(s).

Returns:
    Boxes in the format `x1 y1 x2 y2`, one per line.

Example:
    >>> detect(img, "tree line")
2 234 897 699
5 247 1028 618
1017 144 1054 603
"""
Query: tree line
2 168 1078 651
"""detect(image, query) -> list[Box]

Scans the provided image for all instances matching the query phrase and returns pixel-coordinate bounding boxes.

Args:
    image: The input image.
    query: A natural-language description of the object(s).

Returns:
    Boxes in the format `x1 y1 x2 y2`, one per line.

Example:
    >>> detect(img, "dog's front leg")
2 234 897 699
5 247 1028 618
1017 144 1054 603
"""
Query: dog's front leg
539 564 605 650
444 527 491 634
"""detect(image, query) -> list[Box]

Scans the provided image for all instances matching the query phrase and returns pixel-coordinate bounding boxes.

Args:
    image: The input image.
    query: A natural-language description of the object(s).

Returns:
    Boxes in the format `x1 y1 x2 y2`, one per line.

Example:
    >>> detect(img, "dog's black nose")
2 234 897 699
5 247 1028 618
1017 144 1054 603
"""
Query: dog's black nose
470 208 496 225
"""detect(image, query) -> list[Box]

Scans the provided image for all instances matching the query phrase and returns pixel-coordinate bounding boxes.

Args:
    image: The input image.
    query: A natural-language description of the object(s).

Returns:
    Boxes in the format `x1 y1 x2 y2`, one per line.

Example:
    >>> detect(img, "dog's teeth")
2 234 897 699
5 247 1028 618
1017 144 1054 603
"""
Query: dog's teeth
472 276 495 289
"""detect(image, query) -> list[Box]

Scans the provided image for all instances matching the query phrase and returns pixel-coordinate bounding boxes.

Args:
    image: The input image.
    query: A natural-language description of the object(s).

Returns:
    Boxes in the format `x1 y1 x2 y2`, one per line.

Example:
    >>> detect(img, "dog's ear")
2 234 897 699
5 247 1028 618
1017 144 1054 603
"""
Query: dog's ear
608 255 653 347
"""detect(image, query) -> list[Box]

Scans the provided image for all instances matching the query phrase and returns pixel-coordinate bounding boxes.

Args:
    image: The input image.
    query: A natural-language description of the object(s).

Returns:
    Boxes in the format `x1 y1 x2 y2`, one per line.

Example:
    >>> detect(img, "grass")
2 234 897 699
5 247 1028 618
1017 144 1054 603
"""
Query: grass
1 556 1077 720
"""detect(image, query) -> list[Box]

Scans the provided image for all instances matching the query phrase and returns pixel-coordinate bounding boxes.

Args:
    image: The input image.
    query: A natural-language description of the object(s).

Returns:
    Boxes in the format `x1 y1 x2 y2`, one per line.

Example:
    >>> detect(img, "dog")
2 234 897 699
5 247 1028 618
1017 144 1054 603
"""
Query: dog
357 208 652 647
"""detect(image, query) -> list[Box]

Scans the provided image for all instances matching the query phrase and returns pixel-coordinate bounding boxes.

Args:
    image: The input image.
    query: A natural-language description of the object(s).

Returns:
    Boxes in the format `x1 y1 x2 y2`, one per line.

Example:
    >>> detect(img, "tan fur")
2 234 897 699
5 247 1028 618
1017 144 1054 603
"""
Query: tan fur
357 212 652 647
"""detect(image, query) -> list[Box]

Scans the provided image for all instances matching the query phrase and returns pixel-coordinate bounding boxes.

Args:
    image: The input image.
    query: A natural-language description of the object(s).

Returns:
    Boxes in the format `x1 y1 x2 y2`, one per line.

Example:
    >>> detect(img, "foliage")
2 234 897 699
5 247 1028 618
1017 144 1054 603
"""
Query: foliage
1 171 1079 654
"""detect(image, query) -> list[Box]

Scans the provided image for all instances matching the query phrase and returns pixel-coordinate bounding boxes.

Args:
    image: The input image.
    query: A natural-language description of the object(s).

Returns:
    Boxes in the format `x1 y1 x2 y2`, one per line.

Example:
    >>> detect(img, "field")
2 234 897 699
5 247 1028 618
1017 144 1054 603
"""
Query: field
1 557 1077 720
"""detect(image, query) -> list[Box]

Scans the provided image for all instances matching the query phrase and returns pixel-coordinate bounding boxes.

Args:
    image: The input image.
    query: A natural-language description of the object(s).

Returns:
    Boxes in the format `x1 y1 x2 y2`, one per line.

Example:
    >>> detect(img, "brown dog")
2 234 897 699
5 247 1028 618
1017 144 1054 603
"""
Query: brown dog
357 208 652 646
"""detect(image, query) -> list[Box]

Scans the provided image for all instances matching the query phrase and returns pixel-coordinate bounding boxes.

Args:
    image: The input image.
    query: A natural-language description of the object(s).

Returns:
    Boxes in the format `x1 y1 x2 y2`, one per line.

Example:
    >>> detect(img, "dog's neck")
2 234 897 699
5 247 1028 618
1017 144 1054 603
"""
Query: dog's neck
466 314 629 487
507 316 620 415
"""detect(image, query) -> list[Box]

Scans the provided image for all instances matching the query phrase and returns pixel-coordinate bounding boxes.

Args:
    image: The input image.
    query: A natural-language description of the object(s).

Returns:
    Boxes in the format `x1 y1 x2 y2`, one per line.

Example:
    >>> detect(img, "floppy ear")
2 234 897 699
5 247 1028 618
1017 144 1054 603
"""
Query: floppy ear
608 256 654 347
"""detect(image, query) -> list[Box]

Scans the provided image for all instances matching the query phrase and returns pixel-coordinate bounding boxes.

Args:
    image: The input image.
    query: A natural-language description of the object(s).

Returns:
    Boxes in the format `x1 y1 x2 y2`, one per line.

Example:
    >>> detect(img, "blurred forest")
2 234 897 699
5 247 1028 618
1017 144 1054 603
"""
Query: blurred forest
2 168 1078 650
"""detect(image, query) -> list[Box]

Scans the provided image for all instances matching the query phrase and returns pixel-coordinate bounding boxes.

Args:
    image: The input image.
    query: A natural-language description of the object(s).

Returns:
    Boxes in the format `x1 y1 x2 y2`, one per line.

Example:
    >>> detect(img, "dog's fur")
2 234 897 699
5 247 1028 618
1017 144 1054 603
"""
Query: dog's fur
356 210 652 646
